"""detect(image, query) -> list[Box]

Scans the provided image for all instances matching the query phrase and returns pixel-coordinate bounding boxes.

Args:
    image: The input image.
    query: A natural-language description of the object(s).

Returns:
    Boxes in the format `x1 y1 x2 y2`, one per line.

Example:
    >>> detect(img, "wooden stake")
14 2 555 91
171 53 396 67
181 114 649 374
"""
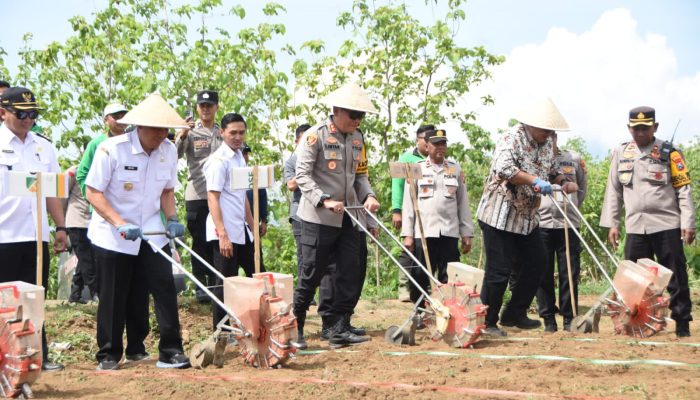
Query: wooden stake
35 172 43 287
563 199 577 317
405 164 435 292
375 241 380 289
252 166 261 274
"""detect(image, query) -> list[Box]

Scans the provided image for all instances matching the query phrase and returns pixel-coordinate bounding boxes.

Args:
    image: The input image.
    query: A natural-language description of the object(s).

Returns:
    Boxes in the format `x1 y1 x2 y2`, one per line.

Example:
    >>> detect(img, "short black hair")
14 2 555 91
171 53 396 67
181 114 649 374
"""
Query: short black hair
416 124 435 137
221 113 246 130
295 123 311 140
0 80 10 88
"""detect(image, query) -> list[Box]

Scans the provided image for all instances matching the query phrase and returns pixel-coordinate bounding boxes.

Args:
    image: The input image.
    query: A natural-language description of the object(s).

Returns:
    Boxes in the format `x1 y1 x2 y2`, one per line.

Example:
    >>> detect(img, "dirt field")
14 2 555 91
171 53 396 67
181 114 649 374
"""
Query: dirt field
34 293 700 400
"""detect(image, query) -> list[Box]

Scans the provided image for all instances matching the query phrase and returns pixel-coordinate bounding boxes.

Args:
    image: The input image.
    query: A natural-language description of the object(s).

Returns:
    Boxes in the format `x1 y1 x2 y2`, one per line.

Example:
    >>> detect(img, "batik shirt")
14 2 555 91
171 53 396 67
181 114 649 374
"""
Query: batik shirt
476 124 559 235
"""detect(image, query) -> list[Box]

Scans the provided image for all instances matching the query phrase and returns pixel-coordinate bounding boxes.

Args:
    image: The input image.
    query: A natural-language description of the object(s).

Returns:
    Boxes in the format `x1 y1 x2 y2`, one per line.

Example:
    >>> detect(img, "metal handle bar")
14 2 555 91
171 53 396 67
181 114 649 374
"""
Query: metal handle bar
343 206 445 303
140 234 248 333
546 189 628 310
550 186 620 265
143 231 226 281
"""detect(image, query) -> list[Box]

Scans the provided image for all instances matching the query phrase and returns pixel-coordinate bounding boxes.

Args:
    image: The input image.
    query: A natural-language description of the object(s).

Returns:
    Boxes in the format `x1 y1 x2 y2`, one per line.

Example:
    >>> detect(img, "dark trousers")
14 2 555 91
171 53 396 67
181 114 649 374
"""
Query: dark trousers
536 228 580 319
0 241 51 361
94 242 184 362
210 231 262 329
479 221 545 326
186 200 216 289
292 219 334 318
294 215 361 324
409 236 460 303
67 228 98 298
625 228 693 322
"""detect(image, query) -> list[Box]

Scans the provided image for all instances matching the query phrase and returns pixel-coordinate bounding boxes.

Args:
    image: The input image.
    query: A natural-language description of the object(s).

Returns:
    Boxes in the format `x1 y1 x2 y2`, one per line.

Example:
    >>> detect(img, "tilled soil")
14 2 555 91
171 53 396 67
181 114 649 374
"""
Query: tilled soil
34 294 700 399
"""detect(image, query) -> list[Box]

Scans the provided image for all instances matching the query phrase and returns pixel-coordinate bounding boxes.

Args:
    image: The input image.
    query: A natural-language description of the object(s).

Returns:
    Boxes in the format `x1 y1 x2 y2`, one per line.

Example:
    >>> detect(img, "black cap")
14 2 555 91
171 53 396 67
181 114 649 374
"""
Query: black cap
424 129 447 143
1 87 41 110
629 106 655 127
0 80 10 88
242 142 252 153
196 90 219 105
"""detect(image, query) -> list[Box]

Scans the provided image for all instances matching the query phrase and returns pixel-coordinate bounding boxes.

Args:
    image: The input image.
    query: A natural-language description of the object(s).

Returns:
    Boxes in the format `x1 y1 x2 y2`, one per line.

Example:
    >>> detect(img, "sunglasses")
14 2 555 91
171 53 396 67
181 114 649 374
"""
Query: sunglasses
345 109 366 121
109 112 127 120
5 107 39 120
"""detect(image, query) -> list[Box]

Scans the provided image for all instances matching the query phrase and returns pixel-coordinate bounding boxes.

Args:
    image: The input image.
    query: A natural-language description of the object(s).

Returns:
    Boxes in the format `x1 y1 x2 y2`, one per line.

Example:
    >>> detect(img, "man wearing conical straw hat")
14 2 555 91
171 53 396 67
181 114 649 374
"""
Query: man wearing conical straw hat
293 82 380 349
476 98 579 337
85 93 191 370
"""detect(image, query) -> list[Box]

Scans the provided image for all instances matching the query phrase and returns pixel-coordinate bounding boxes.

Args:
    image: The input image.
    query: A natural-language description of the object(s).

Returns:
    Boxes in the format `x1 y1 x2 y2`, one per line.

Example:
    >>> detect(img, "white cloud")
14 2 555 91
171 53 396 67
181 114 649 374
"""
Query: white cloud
468 8 700 157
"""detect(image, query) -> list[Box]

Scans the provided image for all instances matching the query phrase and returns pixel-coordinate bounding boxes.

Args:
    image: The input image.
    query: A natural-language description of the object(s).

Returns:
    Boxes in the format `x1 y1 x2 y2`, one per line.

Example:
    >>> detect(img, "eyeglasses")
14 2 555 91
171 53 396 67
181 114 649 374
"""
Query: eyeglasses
345 109 366 121
109 112 127 120
4 107 39 120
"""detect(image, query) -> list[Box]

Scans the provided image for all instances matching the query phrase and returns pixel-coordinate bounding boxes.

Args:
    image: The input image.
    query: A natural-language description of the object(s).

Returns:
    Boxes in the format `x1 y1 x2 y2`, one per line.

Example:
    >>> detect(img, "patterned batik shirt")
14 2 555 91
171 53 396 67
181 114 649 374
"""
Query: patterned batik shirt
476 123 559 235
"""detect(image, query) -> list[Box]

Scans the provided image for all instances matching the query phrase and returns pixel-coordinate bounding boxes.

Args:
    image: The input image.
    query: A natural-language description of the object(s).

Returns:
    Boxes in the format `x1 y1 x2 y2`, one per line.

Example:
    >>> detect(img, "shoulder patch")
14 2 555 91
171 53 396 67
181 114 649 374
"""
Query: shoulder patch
306 133 318 146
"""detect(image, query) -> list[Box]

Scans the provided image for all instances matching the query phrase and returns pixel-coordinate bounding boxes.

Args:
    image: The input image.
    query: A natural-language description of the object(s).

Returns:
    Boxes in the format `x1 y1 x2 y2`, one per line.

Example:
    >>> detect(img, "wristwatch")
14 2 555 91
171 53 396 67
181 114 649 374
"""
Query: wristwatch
55 227 68 233
317 194 331 208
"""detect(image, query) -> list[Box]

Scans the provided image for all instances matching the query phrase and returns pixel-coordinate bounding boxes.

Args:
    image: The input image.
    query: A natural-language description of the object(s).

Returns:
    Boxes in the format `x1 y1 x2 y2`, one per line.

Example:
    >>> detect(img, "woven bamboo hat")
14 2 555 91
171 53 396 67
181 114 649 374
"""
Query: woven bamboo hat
320 82 378 114
514 97 570 131
117 93 188 129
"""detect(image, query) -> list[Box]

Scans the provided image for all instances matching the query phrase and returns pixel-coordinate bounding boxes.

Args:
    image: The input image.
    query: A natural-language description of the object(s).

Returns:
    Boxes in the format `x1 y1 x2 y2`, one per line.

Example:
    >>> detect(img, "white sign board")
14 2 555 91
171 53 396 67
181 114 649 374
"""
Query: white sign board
1 171 70 198
389 162 423 179
229 165 275 190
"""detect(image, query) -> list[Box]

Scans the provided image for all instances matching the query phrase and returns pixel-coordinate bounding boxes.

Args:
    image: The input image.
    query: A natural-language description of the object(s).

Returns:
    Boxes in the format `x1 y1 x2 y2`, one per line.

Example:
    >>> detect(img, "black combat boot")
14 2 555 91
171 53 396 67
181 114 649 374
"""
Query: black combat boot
345 314 366 336
320 315 332 341
292 311 308 350
328 314 370 349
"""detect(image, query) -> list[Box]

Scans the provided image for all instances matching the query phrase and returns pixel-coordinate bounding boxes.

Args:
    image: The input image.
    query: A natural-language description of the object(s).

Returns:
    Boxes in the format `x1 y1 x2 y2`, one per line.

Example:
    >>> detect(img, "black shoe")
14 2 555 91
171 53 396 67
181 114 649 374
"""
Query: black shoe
125 352 150 362
543 317 557 333
292 334 308 350
42 360 65 372
676 320 691 338
482 325 507 337
196 290 211 304
345 317 366 336
96 359 118 371
320 328 330 341
563 317 573 332
156 353 191 369
500 313 542 330
329 315 370 349
68 297 87 305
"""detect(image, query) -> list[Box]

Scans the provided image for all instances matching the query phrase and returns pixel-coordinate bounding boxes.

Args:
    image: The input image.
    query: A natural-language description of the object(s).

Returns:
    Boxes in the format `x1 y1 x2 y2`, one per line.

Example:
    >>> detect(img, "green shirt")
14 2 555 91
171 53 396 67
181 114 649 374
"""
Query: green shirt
76 133 108 196
391 148 425 213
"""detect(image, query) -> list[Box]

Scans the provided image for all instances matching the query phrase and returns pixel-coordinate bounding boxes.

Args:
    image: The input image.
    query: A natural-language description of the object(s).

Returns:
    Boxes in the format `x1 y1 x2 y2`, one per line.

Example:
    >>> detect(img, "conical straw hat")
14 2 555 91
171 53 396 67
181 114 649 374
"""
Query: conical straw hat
514 97 570 131
117 93 188 129
320 82 378 114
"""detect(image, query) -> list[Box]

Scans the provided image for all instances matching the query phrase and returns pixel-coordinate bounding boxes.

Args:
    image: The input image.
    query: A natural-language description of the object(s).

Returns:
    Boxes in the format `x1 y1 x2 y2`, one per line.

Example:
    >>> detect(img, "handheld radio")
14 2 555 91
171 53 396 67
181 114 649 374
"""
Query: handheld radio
659 119 680 163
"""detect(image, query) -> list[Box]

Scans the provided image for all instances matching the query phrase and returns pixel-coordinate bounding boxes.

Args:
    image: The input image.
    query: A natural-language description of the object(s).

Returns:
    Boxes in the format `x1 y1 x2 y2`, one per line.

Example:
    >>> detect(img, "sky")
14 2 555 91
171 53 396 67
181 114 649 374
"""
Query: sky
1 0 699 158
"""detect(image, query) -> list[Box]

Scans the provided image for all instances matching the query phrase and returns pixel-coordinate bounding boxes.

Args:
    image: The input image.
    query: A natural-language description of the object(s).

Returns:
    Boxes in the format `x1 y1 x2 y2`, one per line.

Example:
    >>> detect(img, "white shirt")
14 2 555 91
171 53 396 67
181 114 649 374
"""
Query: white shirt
86 130 178 255
0 125 60 243
204 143 250 243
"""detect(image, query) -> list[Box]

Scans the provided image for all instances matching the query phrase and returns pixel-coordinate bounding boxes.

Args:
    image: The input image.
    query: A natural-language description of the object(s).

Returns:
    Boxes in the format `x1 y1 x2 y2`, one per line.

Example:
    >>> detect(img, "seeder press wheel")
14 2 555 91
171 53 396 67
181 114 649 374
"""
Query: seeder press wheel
425 283 488 348
607 285 669 338
0 306 41 398
239 294 297 368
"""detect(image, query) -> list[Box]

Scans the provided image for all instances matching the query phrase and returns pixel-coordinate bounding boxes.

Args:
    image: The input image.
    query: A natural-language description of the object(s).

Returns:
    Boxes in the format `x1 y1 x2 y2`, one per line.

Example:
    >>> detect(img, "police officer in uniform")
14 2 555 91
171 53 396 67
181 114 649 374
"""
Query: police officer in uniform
204 113 257 330
176 90 222 302
294 82 379 349
600 106 695 337
86 93 190 370
401 129 473 302
0 87 66 371
536 132 587 332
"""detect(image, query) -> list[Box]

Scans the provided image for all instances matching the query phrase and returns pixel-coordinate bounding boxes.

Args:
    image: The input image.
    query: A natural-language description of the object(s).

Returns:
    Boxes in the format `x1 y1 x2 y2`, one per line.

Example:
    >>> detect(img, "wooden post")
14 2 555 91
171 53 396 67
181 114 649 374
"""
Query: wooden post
405 164 435 292
252 166 261 275
375 242 380 289
35 172 43 287
563 199 577 317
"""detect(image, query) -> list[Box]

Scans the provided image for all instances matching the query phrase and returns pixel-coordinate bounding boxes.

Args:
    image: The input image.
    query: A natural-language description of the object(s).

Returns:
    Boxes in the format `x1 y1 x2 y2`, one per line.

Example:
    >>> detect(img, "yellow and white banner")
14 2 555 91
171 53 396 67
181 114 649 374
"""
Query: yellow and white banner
1 171 70 198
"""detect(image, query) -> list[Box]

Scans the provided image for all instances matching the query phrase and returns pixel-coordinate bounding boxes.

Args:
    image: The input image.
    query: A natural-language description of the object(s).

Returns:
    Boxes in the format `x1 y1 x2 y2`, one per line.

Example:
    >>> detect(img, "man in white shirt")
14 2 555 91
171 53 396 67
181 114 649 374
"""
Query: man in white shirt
204 112 256 330
86 93 190 370
0 86 67 372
